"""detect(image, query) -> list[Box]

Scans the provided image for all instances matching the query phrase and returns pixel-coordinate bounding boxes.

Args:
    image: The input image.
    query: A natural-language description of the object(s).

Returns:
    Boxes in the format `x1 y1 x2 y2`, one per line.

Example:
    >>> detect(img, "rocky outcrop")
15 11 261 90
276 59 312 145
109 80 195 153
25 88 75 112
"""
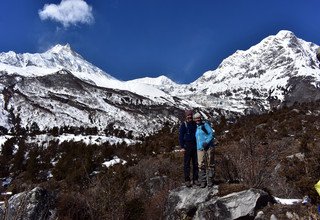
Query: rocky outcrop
165 185 219 219
164 186 273 220
0 187 56 220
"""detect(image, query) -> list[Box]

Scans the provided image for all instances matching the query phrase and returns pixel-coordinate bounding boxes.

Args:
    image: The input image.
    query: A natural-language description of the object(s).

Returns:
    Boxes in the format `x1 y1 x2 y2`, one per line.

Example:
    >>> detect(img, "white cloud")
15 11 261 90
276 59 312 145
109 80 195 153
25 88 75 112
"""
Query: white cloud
39 0 94 28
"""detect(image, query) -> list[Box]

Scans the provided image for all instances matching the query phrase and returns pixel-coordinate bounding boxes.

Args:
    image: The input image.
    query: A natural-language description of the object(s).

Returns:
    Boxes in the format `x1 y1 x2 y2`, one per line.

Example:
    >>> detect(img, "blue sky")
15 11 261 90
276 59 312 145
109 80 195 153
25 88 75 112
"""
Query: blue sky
0 0 319 83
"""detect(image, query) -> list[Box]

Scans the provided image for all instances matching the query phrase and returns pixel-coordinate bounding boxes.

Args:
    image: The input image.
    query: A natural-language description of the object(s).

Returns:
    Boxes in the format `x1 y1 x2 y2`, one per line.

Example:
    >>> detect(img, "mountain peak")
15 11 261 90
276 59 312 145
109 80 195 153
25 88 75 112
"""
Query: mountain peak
48 44 74 54
275 30 295 38
154 75 177 85
0 42 118 83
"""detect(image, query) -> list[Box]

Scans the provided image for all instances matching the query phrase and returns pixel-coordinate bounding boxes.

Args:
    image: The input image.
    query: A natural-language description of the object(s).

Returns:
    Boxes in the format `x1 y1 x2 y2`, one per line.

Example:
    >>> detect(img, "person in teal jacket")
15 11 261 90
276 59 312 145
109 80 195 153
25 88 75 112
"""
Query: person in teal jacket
193 112 216 188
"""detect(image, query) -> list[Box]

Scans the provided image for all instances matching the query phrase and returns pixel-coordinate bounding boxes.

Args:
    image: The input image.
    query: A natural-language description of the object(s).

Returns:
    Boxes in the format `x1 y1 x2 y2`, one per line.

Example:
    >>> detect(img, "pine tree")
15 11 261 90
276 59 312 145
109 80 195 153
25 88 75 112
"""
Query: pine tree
26 149 40 181
11 138 27 174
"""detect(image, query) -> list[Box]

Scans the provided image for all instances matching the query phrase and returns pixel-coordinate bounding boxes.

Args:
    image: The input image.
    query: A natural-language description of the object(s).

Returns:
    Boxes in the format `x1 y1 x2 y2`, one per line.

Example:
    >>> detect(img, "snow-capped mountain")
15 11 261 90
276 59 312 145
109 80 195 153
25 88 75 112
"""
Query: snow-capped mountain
168 30 320 113
1 30 320 135
0 44 114 80
0 45 195 135
0 44 179 103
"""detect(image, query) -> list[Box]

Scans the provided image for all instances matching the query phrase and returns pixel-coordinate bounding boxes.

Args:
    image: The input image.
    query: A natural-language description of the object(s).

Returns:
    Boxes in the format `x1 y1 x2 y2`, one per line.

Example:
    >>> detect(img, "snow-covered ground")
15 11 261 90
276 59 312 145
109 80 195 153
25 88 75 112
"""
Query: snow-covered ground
26 134 141 147
274 196 303 205
0 134 140 152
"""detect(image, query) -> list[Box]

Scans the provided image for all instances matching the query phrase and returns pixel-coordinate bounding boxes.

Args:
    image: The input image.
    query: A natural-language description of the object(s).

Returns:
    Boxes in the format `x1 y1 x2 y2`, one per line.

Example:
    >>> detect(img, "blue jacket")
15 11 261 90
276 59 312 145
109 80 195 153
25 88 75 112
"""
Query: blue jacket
195 122 215 150
179 121 197 148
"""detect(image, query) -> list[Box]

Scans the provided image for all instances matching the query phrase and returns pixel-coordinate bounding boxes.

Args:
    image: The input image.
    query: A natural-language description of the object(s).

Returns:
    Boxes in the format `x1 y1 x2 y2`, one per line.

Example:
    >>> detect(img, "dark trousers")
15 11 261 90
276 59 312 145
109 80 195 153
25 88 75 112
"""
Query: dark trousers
184 142 198 182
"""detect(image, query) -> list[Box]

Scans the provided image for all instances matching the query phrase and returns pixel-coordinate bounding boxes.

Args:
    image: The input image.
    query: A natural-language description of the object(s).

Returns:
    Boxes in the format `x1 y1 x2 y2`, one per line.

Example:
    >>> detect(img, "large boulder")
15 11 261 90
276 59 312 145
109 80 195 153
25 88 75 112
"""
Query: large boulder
165 186 273 220
164 186 219 219
0 187 56 220
195 188 272 219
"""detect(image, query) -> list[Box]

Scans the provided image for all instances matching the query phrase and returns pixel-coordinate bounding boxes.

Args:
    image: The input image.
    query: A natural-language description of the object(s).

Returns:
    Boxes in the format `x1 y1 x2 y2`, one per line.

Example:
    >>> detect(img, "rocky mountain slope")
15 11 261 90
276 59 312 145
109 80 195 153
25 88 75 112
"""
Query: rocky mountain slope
1 70 182 136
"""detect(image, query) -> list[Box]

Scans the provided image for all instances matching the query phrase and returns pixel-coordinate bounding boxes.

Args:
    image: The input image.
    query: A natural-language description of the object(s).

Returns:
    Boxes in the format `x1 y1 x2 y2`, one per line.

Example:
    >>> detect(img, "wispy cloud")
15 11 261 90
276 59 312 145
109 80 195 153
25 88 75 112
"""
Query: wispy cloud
39 0 94 28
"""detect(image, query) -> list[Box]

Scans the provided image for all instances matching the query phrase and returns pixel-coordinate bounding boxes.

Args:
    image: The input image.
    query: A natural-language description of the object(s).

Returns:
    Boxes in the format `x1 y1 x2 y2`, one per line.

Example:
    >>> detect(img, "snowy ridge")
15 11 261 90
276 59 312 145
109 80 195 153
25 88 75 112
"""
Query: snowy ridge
127 75 182 95
0 44 175 102
128 75 178 86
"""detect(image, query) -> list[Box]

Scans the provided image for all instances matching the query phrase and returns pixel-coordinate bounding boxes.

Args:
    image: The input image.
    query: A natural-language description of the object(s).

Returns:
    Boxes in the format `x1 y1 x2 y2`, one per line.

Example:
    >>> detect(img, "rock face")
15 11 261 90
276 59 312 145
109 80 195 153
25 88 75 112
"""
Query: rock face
0 187 55 220
164 186 273 220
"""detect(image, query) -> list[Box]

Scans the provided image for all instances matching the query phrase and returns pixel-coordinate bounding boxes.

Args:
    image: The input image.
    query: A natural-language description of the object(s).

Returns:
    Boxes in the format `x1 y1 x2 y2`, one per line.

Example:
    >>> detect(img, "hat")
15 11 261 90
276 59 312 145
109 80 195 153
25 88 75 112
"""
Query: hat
185 110 193 117
193 112 201 120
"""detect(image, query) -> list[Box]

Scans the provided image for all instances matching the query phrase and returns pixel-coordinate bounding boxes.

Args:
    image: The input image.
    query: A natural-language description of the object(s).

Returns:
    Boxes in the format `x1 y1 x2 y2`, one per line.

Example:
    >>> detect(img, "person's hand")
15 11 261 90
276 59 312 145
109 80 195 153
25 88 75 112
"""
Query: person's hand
202 142 209 150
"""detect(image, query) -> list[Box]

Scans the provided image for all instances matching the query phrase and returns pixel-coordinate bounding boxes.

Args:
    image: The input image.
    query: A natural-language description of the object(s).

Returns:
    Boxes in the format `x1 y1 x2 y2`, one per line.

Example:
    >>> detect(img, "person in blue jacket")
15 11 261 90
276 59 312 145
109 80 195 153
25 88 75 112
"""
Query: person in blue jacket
193 112 215 188
179 110 199 187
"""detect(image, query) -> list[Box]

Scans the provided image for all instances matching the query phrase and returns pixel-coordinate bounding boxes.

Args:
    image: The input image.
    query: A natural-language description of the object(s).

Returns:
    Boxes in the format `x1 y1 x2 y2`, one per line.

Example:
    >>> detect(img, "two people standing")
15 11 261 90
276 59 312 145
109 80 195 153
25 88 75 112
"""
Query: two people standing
179 110 215 188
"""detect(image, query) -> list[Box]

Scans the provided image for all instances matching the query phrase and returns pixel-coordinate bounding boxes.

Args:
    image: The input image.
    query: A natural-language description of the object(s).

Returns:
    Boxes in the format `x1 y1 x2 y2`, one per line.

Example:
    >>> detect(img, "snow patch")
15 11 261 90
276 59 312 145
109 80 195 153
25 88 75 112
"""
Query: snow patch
273 196 302 205
102 156 127 168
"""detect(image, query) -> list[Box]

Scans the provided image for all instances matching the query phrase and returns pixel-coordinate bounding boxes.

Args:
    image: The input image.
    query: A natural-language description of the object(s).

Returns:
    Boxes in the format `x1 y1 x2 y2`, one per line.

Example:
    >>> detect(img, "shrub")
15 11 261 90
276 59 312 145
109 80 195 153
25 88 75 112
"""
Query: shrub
124 198 145 220
57 192 94 220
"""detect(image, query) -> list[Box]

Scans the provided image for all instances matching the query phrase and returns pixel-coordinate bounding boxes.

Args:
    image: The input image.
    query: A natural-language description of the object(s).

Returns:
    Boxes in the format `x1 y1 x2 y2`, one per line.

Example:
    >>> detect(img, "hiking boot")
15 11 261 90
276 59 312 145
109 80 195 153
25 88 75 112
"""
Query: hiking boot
208 169 215 187
200 182 207 188
185 181 192 188
193 180 200 186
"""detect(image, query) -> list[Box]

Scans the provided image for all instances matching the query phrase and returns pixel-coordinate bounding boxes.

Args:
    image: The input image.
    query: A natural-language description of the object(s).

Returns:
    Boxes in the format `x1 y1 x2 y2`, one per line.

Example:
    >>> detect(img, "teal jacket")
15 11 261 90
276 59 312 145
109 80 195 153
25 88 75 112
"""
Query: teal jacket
195 122 215 150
